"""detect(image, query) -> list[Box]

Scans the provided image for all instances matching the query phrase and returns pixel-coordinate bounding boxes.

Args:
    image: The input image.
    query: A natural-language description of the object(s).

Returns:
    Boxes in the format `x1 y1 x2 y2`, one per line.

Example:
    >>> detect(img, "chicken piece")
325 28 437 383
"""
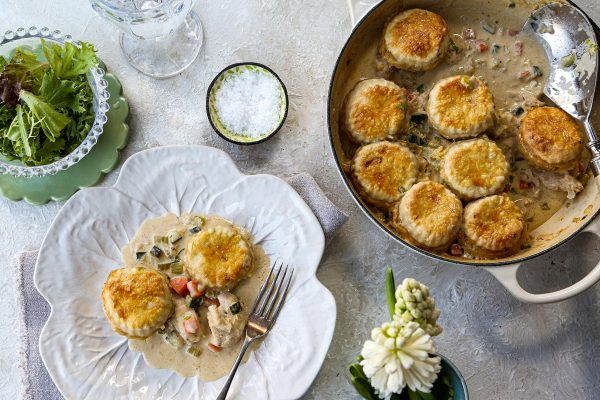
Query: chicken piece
533 169 584 199
172 297 203 343
206 292 245 348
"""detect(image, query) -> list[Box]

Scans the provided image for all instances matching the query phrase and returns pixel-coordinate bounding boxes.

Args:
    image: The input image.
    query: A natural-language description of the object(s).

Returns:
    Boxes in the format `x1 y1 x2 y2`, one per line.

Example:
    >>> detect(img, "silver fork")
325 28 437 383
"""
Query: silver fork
215 263 294 400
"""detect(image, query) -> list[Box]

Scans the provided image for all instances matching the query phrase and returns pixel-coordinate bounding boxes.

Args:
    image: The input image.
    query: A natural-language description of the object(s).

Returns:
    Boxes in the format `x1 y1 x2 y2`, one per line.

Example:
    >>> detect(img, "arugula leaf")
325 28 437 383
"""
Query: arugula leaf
19 90 71 140
41 39 97 79
0 56 6 72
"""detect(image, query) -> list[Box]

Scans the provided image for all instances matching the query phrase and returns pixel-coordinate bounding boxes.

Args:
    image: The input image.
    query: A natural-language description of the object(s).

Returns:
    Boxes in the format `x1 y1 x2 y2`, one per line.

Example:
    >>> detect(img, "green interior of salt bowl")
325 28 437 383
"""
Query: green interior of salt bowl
207 64 288 144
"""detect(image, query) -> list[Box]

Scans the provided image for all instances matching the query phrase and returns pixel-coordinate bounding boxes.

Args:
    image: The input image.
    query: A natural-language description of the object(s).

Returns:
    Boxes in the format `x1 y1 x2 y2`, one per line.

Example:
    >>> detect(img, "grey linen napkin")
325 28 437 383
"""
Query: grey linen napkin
13 172 348 400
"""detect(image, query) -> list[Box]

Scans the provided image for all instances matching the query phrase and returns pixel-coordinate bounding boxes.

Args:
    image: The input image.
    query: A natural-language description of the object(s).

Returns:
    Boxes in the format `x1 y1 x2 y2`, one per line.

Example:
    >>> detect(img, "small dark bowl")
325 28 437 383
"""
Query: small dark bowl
206 62 289 145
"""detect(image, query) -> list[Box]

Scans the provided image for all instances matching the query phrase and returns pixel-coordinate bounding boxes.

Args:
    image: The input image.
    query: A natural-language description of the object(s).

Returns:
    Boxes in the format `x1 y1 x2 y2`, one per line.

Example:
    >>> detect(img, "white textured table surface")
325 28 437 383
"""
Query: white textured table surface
2 1 600 399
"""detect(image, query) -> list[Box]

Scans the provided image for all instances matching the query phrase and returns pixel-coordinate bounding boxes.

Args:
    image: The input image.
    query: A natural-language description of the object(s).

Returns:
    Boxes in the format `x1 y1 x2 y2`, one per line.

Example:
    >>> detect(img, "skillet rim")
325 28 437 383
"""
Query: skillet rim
326 0 600 267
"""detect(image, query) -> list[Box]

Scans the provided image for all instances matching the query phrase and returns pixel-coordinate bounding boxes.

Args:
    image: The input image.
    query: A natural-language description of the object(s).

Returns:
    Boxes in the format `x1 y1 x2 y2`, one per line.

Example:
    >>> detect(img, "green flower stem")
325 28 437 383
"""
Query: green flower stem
386 268 396 319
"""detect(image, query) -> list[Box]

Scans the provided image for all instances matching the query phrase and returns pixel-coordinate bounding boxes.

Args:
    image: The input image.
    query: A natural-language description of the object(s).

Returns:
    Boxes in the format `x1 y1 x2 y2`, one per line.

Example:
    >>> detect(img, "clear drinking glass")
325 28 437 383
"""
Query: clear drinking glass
90 0 203 78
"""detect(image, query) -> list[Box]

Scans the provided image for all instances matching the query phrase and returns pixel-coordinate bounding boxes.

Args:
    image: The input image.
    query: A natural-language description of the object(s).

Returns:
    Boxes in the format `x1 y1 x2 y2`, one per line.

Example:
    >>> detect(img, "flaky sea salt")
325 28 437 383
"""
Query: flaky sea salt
214 68 283 138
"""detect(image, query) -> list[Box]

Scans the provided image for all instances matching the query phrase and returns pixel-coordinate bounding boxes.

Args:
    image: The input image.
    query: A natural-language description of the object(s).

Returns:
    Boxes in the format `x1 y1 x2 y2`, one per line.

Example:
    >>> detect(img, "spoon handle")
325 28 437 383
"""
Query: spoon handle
584 118 600 178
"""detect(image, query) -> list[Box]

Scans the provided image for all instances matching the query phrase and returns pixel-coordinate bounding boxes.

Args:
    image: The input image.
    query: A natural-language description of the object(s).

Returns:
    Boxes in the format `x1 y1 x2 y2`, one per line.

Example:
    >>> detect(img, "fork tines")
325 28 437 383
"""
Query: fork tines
250 262 294 325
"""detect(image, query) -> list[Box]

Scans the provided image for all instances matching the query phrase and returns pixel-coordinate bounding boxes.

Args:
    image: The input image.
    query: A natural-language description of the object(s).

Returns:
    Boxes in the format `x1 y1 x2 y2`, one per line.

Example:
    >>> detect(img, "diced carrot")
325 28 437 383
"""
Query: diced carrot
518 69 531 80
578 162 585 174
207 343 222 353
170 277 189 297
187 281 205 298
202 297 220 308
475 40 488 52
183 315 200 334
519 180 531 190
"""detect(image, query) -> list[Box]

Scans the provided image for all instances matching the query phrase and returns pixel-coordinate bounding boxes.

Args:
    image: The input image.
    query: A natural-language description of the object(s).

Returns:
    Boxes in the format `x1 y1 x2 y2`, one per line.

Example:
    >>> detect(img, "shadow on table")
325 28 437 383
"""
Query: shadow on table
466 231 600 398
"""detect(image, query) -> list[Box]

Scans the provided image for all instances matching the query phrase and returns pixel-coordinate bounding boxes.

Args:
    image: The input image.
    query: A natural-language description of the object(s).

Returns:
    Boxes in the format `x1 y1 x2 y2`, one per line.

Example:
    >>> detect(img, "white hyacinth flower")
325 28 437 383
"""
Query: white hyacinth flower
394 278 442 336
360 321 441 399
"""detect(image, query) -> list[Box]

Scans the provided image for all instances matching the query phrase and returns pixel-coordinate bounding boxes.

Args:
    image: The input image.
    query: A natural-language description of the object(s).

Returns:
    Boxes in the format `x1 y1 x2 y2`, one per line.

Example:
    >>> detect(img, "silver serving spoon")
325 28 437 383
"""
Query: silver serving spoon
523 3 600 180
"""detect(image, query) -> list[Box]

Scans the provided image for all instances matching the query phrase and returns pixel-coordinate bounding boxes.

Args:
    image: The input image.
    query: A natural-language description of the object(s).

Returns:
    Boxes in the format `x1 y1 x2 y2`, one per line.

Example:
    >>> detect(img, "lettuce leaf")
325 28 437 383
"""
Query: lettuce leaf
0 40 97 166
0 48 48 106
39 70 77 108
19 90 71 140
41 39 97 79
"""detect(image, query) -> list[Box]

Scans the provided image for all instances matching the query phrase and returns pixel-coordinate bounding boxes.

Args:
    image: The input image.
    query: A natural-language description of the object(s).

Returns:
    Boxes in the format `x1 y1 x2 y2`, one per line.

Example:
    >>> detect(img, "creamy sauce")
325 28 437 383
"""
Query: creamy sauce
122 213 270 380
338 0 590 257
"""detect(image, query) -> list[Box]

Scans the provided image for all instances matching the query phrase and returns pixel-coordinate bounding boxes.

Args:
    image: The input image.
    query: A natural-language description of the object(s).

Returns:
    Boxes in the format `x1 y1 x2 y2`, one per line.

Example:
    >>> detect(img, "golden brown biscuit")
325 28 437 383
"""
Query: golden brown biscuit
380 9 449 72
517 106 583 171
440 139 510 200
395 180 463 249
352 141 419 207
427 75 495 139
186 226 253 290
459 195 526 258
343 79 409 144
101 267 174 339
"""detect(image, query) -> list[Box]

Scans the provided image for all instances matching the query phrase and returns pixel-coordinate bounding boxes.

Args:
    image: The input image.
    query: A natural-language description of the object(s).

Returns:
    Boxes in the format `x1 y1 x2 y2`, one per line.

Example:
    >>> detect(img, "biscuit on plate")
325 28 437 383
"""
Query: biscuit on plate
440 138 509 200
101 267 174 339
395 180 463 249
352 141 419 207
517 106 583 171
380 8 449 72
343 79 409 144
459 195 526 258
427 75 495 139
186 226 253 290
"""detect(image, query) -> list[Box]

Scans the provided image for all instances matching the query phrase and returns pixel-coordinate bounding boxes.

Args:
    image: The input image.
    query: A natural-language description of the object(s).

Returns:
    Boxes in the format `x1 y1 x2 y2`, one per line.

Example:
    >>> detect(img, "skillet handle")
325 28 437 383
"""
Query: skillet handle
483 222 600 303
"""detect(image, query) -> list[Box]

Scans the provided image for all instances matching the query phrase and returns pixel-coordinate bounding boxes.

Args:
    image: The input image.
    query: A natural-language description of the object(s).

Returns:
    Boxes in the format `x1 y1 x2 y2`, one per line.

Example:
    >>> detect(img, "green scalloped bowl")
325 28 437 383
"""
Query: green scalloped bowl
0 67 129 205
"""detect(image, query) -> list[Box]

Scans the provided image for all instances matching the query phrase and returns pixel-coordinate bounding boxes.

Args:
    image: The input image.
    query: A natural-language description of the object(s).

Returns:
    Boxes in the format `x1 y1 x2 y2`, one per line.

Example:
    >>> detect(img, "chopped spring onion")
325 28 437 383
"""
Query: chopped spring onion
491 44 501 54
561 53 576 68
229 302 242 315
165 331 185 349
532 66 543 78
415 84 425 93
171 263 184 275
150 246 162 258
158 261 172 271
187 346 202 357
168 230 183 244
189 226 201 234
173 249 185 263
460 76 474 89
540 202 550 211
135 251 146 261
585 38 599 55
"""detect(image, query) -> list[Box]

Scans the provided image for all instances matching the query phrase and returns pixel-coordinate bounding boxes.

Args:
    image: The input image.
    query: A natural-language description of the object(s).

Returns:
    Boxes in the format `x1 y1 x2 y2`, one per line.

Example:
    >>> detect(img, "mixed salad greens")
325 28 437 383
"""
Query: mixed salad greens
0 39 98 166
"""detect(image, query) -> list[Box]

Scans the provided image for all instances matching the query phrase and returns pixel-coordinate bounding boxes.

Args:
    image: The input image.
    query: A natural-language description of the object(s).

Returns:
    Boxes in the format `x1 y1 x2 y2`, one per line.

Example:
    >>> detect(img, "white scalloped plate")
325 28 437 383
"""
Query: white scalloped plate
34 145 336 400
